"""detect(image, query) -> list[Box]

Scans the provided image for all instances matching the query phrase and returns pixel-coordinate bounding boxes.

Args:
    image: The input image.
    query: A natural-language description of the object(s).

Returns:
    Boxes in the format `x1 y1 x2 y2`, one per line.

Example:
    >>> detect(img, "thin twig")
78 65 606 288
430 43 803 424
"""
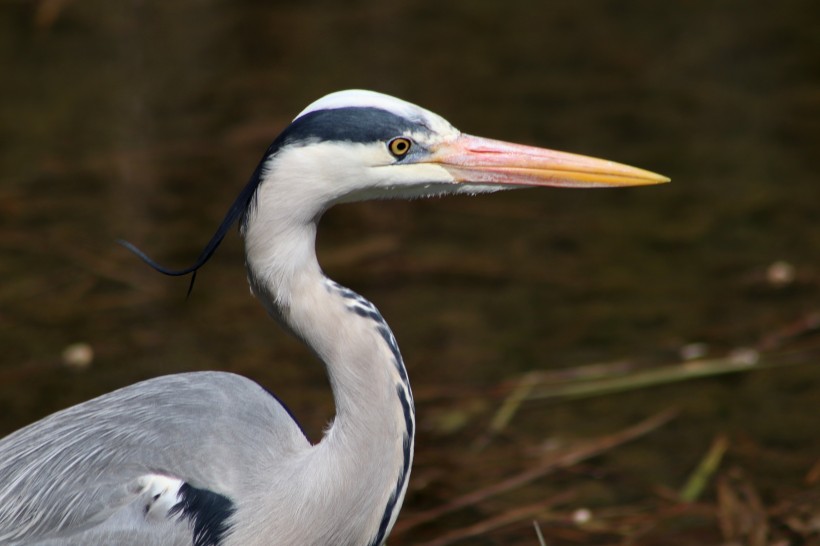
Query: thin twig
533 519 548 546
472 371 540 451
525 350 820 402
678 434 729 502
417 495 570 546
394 408 677 535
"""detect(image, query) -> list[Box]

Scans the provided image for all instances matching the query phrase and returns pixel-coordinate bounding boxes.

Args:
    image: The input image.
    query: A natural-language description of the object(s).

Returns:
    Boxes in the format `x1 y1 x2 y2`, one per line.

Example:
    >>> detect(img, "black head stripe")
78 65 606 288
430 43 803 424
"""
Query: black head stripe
281 107 431 146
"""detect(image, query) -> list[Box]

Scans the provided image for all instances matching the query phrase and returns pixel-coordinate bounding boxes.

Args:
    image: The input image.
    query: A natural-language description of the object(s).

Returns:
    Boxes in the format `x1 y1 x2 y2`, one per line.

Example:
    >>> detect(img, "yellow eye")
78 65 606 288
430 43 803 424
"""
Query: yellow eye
388 137 412 157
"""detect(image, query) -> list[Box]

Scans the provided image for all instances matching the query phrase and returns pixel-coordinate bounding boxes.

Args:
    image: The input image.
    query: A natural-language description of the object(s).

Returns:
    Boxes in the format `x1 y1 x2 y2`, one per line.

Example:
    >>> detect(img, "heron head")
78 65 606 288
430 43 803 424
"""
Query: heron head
249 89 669 216
121 89 668 291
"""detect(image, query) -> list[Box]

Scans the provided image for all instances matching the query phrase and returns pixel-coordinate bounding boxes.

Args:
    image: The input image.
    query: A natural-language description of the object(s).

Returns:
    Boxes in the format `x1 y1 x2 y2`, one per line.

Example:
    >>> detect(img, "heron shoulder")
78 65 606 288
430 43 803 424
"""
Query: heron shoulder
0 372 309 544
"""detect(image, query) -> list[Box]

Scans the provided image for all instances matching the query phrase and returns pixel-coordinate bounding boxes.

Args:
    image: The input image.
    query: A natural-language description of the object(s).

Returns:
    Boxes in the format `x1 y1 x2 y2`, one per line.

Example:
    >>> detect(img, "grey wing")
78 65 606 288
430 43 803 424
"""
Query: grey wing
0 372 309 545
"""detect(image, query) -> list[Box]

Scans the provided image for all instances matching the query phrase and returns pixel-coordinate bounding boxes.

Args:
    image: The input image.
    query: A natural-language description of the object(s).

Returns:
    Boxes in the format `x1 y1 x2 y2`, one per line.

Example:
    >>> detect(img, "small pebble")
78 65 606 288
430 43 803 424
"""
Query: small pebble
62 342 94 371
728 347 759 366
572 507 592 524
680 342 709 361
767 260 795 288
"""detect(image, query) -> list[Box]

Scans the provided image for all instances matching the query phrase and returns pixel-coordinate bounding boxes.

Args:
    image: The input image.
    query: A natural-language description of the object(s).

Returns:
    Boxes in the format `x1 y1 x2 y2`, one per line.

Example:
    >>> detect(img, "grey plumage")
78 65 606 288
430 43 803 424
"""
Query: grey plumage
0 90 667 545
0 372 305 545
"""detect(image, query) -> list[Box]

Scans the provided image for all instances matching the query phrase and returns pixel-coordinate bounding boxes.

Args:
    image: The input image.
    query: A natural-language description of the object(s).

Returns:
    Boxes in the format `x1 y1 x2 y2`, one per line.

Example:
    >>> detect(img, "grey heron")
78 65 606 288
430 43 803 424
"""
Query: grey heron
0 90 668 545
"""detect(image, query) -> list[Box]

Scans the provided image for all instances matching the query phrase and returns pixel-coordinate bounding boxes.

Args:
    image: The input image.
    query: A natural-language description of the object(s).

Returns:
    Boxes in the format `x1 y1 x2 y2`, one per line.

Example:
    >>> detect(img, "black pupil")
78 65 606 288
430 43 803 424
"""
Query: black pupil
394 140 407 153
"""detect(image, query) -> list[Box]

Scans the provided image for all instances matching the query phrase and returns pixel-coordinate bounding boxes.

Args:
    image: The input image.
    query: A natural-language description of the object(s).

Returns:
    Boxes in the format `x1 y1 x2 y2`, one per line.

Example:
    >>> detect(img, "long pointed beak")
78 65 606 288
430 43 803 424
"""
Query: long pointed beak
431 134 669 187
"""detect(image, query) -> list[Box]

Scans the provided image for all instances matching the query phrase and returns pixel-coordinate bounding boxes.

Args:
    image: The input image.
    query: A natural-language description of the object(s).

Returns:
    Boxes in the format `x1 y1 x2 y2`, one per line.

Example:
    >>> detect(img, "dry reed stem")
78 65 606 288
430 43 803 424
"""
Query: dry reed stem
394 408 677 536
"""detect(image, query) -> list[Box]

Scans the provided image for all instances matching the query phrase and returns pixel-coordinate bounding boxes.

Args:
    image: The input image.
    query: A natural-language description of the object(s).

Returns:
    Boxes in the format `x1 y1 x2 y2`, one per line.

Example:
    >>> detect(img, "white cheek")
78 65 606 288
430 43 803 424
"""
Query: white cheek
256 140 475 209
374 163 454 186
259 142 388 213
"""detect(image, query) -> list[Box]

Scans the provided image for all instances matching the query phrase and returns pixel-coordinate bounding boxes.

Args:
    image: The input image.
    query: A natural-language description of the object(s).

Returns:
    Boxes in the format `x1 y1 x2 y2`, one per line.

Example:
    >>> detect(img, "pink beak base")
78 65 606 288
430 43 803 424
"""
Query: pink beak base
431 134 669 188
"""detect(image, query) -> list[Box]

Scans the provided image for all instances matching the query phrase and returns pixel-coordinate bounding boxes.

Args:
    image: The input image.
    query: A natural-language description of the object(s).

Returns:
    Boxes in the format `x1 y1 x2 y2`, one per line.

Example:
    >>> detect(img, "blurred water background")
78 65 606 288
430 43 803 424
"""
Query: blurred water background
1 1 818 543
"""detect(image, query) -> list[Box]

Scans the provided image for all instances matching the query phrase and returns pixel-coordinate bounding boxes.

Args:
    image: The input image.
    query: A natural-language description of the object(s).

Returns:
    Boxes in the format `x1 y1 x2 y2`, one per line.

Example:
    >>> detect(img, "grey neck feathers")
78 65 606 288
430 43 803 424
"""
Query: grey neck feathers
243 206 415 545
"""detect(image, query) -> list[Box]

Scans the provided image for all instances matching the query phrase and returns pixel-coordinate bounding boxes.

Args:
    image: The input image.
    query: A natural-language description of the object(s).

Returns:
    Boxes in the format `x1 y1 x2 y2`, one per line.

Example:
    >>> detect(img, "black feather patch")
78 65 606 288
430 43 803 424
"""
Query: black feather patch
280 107 430 146
170 483 236 546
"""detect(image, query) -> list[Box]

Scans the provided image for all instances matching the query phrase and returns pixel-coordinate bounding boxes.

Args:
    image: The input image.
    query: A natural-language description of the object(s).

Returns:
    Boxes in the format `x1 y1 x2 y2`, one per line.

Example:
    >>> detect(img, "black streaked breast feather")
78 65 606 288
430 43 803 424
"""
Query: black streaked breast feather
169 482 236 546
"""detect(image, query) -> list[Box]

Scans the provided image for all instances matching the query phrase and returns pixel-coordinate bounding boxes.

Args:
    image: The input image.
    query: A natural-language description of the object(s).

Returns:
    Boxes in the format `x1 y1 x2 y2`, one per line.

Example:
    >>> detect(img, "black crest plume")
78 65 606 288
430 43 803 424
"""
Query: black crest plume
118 156 269 297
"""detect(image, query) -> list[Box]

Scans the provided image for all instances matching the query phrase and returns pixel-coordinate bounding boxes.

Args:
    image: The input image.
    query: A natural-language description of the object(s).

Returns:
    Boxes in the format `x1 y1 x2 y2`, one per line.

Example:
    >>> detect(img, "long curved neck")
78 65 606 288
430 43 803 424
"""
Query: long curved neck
243 205 414 545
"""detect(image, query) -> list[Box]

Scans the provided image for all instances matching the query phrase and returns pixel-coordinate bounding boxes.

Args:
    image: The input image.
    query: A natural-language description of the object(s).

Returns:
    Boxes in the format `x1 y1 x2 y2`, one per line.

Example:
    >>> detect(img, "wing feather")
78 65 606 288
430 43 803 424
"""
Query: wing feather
0 372 308 544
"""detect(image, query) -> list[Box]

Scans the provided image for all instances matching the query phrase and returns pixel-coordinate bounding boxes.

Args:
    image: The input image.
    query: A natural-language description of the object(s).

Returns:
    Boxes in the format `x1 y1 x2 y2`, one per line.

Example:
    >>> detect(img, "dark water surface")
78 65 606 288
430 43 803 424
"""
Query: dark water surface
1 1 818 543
